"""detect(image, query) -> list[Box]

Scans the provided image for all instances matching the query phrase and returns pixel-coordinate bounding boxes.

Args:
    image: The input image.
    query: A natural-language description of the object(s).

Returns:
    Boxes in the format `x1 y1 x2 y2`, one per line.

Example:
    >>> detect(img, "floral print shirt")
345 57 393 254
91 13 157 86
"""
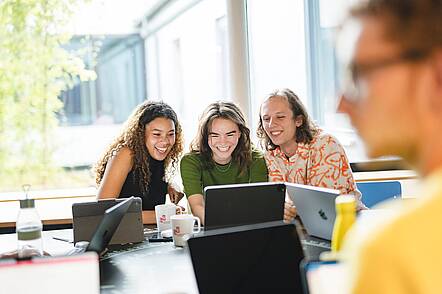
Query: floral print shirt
265 131 365 208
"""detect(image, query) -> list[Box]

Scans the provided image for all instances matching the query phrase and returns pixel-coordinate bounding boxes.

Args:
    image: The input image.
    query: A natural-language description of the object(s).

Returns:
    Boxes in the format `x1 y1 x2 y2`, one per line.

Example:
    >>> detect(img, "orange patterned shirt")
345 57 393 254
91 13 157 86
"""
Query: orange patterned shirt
265 131 364 207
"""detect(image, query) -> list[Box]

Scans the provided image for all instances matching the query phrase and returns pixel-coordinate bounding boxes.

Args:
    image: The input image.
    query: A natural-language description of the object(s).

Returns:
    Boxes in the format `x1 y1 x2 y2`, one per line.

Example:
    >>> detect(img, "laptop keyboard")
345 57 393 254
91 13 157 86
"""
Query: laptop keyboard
301 239 331 249
101 242 151 260
300 239 331 261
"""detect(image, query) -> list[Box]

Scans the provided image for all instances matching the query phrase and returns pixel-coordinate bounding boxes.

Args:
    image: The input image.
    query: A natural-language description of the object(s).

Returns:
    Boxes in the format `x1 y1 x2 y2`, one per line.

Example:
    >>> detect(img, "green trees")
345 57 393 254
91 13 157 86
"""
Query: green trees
0 0 95 190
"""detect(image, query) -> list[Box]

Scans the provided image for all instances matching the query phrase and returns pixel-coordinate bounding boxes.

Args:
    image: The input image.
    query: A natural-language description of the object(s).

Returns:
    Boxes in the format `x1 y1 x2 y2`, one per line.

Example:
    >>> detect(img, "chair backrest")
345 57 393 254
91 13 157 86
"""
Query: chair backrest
356 181 402 208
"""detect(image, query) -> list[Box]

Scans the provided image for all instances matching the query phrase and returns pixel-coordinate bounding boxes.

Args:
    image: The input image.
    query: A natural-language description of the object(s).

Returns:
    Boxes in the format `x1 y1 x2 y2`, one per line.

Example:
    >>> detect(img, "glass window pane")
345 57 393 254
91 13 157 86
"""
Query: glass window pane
311 0 368 161
247 0 307 133
144 0 229 146
0 0 150 193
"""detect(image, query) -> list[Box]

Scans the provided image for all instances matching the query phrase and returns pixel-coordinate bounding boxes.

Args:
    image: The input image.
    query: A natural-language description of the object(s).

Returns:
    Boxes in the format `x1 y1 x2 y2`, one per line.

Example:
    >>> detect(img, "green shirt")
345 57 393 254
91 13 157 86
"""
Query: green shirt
180 150 268 198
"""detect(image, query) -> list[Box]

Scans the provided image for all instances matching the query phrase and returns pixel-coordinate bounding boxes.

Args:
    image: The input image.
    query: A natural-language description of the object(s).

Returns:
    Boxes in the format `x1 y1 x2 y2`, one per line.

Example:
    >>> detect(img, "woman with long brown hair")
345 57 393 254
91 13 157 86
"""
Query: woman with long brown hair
95 100 184 223
180 101 268 224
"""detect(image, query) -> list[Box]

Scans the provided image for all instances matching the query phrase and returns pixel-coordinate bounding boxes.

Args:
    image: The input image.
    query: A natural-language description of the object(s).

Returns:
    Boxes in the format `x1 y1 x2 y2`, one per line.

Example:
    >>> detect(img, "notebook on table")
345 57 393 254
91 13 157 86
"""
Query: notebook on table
72 197 144 245
203 182 285 230
285 183 340 259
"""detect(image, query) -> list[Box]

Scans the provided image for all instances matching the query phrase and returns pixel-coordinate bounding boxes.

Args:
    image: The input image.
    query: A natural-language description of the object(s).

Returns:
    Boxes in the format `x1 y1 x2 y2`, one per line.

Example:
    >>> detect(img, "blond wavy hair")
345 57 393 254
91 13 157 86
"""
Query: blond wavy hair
257 88 319 151
94 101 184 193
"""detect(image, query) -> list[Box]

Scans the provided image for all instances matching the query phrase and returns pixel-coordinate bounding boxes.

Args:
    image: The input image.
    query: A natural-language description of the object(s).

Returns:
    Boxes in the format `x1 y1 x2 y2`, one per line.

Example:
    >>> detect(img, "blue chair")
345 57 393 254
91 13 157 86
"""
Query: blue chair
356 181 402 208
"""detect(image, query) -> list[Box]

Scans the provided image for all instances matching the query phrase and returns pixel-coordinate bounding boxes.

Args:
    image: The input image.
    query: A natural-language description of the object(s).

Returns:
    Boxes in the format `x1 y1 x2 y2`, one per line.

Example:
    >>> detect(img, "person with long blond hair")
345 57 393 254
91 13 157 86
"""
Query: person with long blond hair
258 88 364 220
95 100 184 224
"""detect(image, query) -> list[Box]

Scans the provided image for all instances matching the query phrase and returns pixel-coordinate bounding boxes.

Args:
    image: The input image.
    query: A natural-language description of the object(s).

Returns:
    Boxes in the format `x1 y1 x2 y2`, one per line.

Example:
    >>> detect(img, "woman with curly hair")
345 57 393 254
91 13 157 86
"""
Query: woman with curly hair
180 101 268 224
95 101 184 224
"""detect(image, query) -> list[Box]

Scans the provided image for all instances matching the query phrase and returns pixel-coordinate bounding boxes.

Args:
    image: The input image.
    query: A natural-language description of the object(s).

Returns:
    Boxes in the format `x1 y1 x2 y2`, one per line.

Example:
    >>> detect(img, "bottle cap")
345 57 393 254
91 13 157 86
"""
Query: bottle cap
335 195 356 212
19 198 35 209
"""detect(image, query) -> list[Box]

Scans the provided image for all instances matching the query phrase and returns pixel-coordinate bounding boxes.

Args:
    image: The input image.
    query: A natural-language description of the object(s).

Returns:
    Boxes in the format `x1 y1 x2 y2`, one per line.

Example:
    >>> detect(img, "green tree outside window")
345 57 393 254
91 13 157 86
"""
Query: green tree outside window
0 0 96 191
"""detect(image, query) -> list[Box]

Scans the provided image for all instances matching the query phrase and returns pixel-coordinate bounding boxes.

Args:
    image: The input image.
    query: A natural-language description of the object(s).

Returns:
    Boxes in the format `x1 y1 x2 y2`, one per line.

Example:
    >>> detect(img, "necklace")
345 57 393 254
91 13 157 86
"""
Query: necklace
214 161 232 173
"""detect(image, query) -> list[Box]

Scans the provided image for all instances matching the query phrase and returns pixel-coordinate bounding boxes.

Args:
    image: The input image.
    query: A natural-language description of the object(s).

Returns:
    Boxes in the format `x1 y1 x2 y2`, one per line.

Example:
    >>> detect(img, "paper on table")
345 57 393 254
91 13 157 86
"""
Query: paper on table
307 263 347 294
0 252 99 294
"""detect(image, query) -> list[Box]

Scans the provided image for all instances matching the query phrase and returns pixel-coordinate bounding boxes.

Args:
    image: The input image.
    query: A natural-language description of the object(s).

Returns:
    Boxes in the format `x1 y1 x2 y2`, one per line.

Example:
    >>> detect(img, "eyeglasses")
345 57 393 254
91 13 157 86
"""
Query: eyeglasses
342 49 428 102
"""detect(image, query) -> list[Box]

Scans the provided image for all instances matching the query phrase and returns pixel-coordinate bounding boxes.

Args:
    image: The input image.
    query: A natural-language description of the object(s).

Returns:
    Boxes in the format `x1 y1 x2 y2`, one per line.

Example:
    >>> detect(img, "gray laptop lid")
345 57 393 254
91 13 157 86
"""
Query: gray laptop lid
72 197 144 244
285 183 340 240
86 197 135 254
203 182 285 230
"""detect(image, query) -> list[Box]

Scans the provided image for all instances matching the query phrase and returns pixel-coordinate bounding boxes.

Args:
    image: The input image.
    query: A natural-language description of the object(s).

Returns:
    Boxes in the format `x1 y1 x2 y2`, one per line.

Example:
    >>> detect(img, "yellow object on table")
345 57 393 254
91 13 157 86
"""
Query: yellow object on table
331 195 356 252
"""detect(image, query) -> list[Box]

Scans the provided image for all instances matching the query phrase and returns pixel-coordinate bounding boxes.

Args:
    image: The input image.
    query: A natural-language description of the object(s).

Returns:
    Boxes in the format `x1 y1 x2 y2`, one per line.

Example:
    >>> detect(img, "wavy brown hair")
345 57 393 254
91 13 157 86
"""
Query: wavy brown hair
94 101 184 193
257 88 319 151
190 101 252 175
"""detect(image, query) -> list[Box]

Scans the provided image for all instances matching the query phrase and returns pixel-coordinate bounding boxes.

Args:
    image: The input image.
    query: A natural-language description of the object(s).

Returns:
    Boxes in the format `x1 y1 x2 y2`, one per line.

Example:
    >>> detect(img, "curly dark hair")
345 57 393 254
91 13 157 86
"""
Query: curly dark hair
94 101 184 193
190 101 252 175
257 88 319 151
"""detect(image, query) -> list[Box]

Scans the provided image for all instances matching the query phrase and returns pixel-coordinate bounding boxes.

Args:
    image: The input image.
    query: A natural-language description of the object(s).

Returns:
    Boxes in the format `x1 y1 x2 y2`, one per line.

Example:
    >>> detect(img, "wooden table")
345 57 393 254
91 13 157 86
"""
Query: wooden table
0 196 96 229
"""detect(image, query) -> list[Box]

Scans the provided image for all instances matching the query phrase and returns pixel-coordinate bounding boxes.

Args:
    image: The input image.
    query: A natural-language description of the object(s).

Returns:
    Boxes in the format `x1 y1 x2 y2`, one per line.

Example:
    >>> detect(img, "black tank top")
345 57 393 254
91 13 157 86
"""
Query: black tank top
119 157 167 210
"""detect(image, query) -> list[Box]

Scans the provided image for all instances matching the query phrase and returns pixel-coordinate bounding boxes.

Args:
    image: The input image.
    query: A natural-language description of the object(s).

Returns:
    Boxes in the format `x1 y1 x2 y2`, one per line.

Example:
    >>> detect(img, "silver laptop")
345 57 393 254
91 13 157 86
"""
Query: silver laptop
72 197 144 245
204 182 285 230
285 183 340 240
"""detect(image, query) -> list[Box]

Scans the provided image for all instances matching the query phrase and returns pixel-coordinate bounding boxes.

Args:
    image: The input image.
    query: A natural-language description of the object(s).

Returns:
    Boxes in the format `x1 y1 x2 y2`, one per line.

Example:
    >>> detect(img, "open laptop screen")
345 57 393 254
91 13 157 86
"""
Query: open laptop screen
203 182 285 230
86 197 135 254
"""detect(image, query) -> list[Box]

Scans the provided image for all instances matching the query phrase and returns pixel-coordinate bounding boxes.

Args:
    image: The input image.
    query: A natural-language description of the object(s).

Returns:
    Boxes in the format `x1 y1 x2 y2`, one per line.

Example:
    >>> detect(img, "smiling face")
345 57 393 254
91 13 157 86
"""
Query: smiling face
145 117 176 161
207 117 240 165
260 96 303 156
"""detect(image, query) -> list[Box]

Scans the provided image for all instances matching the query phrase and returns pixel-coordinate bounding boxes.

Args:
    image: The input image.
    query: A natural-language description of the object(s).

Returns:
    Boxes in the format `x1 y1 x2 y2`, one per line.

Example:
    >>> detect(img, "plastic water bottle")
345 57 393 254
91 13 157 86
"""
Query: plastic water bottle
331 195 356 252
16 198 43 258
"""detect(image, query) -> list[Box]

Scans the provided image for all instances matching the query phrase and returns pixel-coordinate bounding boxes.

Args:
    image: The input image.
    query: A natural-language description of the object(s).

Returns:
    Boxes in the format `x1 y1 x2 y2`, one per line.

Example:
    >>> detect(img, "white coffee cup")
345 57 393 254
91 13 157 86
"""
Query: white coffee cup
170 214 201 247
155 204 182 232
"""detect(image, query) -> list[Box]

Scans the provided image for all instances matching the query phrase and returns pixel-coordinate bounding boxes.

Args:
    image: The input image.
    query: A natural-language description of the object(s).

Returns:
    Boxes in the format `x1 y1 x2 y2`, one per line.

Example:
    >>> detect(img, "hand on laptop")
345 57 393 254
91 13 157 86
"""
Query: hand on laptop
168 185 184 204
284 199 297 222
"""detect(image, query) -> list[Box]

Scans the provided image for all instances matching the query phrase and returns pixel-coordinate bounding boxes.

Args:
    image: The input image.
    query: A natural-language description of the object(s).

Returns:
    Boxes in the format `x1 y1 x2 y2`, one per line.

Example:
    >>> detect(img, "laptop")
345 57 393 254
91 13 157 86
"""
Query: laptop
285 183 341 260
69 196 135 256
203 182 285 230
187 221 305 294
285 183 340 241
72 197 144 245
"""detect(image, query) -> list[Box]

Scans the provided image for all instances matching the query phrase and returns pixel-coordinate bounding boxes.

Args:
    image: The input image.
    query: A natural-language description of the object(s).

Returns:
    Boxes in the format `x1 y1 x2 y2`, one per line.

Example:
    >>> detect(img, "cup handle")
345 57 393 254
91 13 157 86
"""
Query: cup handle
193 216 201 234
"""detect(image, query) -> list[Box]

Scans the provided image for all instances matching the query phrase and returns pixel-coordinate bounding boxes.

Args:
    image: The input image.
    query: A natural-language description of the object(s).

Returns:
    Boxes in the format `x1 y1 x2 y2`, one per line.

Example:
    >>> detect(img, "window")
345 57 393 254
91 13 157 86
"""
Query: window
304 0 368 161
59 35 146 126
143 0 230 146
0 0 152 194
246 0 369 161
246 0 307 135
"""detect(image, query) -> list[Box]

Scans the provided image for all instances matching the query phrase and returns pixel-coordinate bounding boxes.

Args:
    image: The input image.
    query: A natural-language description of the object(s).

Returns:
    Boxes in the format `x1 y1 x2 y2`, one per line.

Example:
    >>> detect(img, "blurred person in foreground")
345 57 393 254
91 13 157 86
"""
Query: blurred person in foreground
338 0 442 292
